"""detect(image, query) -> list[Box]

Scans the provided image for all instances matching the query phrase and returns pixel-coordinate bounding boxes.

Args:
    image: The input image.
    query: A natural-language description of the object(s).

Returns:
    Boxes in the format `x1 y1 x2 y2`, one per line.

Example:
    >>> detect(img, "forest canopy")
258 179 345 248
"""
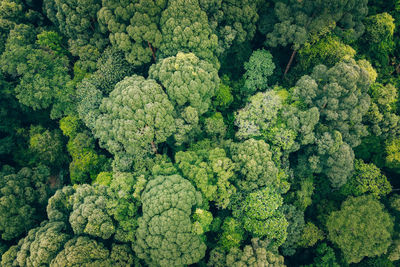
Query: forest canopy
1 0 400 266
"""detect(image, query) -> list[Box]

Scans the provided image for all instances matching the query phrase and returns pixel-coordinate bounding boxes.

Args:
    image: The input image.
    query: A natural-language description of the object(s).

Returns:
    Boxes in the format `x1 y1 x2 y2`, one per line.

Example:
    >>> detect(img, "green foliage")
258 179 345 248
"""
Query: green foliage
1 245 19 266
357 59 378 83
243 49 275 95
315 132 355 188
0 0 44 54
48 182 138 245
354 135 385 168
159 0 218 65
192 208 213 235
326 195 394 263
1 182 138 264
46 186 75 223
95 172 112 186
59 115 83 139
36 31 69 57
81 51 222 167
360 12 396 80
200 0 259 55
235 90 283 141
98 0 165 66
364 13 395 43
213 75 234 110
173 106 202 146
0 0 24 54
208 238 285 267
0 1 397 265
297 35 356 73
388 239 400 262
205 112 227 138
1 24 73 119
306 243 340 267
294 60 372 187
280 204 305 256
94 75 176 159
77 48 135 131
370 83 398 114
2 200 137 266
149 52 219 116
108 244 139 266
239 187 288 246
266 4 308 50
51 236 135 266
0 165 51 241
364 82 400 142
68 184 115 239
390 194 400 215
7 221 70 266
43 0 107 70
293 176 315 211
294 60 371 148
28 125 67 169
66 131 109 184
134 175 206 266
150 154 178 178
175 144 236 208
340 159 392 198
106 172 140 242
235 90 319 152
230 139 289 193
266 0 368 50
385 137 400 171
357 255 395 267
218 217 244 251
298 222 324 248
314 199 339 229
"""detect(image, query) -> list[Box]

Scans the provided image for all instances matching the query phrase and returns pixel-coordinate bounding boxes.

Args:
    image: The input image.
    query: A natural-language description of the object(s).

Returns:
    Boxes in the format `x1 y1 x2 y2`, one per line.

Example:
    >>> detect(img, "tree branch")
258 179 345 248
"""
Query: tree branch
148 41 156 62
284 49 297 77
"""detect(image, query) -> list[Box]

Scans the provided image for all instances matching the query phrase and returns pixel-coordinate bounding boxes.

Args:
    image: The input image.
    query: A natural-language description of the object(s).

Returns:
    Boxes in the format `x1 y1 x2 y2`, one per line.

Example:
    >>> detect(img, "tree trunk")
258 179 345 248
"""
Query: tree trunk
284 49 297 77
148 41 156 62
